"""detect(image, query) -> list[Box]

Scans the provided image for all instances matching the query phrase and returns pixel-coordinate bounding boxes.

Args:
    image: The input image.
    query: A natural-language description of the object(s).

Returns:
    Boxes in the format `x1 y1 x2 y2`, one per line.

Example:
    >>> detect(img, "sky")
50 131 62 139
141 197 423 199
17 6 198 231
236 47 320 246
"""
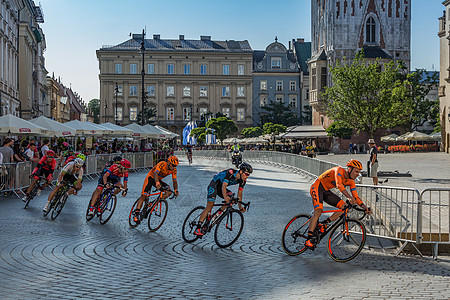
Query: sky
38 0 443 103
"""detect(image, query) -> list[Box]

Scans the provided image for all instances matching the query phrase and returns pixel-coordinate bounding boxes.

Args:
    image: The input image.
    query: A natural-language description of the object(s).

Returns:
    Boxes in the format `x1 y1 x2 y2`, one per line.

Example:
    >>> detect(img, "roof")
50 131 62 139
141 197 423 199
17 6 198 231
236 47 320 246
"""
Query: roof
309 49 327 63
253 50 265 63
360 46 392 59
293 41 311 73
280 125 328 139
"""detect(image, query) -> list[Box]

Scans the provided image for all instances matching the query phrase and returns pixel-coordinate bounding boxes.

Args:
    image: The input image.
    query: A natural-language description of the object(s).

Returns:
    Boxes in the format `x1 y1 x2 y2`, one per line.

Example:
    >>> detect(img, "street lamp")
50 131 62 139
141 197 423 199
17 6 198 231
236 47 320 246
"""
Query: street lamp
115 81 119 125
140 29 146 125
104 101 108 123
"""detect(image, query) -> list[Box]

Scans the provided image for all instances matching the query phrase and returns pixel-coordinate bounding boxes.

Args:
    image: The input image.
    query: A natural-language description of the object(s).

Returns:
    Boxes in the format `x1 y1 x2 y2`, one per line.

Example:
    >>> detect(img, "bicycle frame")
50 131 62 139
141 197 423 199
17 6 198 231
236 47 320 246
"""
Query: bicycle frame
205 197 248 232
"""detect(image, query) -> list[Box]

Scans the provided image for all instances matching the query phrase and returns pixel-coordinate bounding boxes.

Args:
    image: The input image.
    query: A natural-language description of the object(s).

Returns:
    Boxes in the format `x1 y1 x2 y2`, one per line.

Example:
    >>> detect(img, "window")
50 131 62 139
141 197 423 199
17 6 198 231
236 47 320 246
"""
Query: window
223 64 230 75
271 57 281 69
290 81 296 91
199 107 208 121
167 64 174 74
147 85 155 97
130 107 138 121
222 86 230 97
130 86 137 96
237 86 245 97
289 95 297 108
130 63 137 74
116 85 123 96
366 17 376 43
115 107 123 121
276 81 283 91
321 67 327 90
238 64 245 75
200 64 207 75
200 86 208 97
166 107 174 121
312 68 317 90
222 107 230 117
184 64 191 74
237 108 245 121
115 63 122 74
260 95 267 107
276 95 283 103
166 86 175 97
260 80 267 91
183 107 192 121
183 86 191 97
148 63 155 74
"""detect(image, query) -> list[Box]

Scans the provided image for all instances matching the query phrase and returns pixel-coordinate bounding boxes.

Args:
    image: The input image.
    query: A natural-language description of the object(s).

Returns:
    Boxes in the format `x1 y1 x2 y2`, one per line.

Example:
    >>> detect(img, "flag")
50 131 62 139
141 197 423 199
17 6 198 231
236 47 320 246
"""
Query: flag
182 121 197 145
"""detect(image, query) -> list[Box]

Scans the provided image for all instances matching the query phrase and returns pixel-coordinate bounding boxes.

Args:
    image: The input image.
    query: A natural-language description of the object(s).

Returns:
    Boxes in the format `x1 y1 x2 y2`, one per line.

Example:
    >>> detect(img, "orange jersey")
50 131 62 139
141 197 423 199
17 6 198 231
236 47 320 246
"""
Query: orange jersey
316 166 361 204
148 161 177 180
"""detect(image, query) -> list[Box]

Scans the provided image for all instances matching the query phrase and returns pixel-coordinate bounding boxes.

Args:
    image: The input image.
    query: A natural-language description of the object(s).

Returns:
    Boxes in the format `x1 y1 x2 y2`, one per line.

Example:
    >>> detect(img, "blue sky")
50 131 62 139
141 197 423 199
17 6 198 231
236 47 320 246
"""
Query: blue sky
39 0 442 102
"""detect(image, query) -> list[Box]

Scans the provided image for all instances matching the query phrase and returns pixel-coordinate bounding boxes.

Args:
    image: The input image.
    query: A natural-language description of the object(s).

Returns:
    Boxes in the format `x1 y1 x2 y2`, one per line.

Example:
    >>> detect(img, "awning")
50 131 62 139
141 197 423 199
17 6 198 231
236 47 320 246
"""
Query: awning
279 125 328 139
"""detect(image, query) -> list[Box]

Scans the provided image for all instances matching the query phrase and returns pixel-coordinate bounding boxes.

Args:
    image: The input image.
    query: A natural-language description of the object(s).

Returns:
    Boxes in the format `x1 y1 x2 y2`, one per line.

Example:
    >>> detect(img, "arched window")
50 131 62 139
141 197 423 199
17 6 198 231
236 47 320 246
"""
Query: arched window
366 17 376 43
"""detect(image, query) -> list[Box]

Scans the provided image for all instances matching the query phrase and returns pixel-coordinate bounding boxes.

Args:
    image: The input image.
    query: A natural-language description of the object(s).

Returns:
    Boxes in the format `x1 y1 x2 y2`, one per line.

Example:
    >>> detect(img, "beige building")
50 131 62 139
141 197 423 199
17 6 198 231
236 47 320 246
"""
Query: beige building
47 75 71 123
96 34 253 135
439 2 450 153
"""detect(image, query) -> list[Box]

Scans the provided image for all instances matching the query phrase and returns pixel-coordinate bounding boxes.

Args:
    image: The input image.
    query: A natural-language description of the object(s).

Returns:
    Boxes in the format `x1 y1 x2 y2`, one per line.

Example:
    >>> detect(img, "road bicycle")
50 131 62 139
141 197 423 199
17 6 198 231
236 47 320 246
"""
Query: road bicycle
43 180 76 220
281 201 368 262
182 194 250 248
24 175 46 209
186 152 193 165
86 184 125 224
128 186 176 232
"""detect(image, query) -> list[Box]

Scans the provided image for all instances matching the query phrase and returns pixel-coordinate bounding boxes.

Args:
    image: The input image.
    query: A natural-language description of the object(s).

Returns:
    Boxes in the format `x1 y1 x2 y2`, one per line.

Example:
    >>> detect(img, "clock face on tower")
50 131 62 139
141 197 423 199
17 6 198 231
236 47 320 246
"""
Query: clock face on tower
290 63 296 69
257 62 263 69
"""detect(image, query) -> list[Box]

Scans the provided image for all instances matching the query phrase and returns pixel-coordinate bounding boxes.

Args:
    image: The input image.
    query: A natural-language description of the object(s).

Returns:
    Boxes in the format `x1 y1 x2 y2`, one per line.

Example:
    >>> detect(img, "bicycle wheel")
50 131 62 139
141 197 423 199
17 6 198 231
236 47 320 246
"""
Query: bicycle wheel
147 199 168 232
182 206 205 243
328 218 366 262
44 189 63 217
128 198 141 228
281 214 311 255
24 184 39 209
51 193 68 220
99 195 117 225
214 209 244 248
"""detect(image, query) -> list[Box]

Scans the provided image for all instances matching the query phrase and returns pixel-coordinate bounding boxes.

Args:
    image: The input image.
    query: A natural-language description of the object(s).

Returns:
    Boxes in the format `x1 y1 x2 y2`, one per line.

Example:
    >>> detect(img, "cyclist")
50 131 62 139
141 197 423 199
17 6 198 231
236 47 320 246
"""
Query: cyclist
43 158 84 213
58 147 75 168
230 141 243 166
133 156 179 223
23 150 57 201
194 162 253 236
86 158 130 220
185 143 193 164
305 159 371 249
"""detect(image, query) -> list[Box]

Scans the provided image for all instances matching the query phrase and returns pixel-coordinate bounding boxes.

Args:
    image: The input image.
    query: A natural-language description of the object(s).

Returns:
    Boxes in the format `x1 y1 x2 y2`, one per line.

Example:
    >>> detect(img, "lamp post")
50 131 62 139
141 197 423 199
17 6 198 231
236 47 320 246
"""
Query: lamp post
104 101 108 123
140 29 146 125
115 81 119 125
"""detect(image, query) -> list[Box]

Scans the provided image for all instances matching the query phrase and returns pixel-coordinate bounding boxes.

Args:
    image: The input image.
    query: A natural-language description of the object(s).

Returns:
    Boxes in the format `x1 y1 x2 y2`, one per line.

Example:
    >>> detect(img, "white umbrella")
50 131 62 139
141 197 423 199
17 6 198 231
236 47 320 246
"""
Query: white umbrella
0 114 49 135
404 131 432 141
124 123 153 138
100 122 133 136
142 124 169 139
29 116 75 137
428 132 441 141
380 133 399 142
154 125 179 138
65 119 110 135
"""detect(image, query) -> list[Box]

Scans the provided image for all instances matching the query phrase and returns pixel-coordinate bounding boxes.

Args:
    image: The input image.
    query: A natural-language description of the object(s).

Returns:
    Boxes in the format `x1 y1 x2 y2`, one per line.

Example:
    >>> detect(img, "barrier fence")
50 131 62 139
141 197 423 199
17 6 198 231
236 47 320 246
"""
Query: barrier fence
183 150 450 258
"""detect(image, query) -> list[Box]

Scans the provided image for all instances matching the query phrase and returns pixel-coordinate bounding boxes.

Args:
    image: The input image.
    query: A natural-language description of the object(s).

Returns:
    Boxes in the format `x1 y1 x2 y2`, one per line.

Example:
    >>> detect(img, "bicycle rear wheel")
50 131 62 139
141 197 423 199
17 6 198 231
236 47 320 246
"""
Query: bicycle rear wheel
214 209 244 248
51 193 68 220
281 214 311 255
100 195 117 225
182 206 205 243
147 199 168 232
24 184 39 209
328 218 366 262
128 198 141 228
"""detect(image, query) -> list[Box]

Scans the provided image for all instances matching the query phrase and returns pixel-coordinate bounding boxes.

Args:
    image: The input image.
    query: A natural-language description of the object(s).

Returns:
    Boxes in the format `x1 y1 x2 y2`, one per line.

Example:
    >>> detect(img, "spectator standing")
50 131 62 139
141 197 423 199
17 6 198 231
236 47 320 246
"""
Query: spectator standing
41 139 50 157
367 139 379 185
349 143 353 154
25 143 40 163
0 138 14 164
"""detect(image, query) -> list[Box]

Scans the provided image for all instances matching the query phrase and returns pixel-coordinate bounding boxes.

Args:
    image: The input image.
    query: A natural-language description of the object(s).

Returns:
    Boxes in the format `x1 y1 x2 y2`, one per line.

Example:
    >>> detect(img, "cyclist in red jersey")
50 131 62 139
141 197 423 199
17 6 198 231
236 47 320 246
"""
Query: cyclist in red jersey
23 150 57 201
305 159 371 248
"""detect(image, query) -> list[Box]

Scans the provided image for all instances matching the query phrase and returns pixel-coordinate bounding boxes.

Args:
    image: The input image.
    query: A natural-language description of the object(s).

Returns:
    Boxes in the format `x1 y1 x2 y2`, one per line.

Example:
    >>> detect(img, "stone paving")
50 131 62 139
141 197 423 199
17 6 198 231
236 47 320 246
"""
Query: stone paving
0 157 449 299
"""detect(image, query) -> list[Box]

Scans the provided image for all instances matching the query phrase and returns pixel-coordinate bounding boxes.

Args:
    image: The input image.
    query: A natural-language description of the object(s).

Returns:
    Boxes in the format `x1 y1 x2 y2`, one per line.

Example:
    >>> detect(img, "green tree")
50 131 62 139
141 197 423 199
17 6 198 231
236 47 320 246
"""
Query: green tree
241 127 263 138
323 52 405 138
189 127 213 144
260 101 302 127
206 117 238 145
263 122 286 150
326 121 353 147
88 99 100 124
136 107 157 125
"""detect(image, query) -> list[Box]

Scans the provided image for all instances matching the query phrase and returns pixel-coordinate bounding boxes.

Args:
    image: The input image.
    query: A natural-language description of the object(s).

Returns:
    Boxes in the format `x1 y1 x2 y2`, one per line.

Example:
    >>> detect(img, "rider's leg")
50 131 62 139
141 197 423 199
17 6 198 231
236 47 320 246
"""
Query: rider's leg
90 187 103 207
199 201 215 224
26 178 38 194
43 185 59 211
308 208 322 233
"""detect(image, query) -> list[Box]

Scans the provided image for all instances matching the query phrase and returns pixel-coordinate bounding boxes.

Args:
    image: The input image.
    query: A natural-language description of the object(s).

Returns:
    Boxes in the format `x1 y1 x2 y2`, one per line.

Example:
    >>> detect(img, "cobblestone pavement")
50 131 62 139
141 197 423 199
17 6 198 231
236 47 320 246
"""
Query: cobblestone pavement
0 157 449 299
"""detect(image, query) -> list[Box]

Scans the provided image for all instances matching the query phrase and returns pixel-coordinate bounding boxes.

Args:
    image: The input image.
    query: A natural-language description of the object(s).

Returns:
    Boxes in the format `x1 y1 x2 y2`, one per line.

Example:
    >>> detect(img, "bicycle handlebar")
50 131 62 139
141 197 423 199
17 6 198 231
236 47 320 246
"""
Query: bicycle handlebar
344 200 370 220
151 186 178 199
221 195 250 211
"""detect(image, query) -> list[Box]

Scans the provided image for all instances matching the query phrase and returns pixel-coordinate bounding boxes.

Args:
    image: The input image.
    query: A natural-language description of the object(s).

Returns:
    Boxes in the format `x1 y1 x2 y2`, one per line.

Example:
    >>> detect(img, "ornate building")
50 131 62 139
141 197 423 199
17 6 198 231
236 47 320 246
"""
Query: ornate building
97 34 253 135
439 2 450 153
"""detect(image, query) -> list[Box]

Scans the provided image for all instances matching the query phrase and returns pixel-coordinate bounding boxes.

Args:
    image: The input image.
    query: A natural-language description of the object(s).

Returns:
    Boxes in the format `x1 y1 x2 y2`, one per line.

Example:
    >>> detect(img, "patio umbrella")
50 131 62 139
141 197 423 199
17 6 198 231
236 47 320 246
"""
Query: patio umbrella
142 124 168 139
29 116 75 137
124 123 153 138
65 119 110 135
380 133 398 142
428 132 441 141
154 125 179 138
404 131 432 141
0 114 49 136
100 122 133 136
396 132 411 142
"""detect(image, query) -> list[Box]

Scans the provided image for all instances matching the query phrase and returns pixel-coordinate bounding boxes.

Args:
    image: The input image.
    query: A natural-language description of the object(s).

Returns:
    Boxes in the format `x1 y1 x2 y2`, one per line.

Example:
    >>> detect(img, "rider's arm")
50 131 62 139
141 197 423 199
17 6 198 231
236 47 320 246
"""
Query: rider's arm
154 171 161 189
335 169 355 201
123 171 128 190
221 181 229 201
103 171 110 185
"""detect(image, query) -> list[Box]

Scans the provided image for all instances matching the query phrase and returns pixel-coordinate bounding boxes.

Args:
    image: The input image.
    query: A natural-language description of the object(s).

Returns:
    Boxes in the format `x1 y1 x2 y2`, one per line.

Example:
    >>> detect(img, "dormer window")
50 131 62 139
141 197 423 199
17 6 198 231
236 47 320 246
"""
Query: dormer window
366 17 376 43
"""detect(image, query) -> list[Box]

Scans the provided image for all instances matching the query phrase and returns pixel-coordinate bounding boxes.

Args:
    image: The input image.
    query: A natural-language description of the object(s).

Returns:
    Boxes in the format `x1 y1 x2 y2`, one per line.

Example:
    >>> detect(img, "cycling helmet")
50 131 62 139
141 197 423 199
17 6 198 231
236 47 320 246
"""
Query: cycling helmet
120 159 131 169
346 159 363 170
239 162 253 174
46 150 55 158
168 156 179 166
76 153 86 161
113 155 123 163
74 158 84 167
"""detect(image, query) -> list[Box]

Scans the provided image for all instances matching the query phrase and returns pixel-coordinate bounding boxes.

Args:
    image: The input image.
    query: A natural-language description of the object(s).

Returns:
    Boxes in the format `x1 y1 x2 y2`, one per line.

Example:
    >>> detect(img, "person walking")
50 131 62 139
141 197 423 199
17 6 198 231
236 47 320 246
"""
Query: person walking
367 139 378 185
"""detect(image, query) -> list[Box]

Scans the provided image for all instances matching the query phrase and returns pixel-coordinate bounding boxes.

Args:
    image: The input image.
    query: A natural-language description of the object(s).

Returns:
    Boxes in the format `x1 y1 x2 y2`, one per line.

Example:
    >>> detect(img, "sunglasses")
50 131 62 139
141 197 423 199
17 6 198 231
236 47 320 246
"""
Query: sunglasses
244 172 251 177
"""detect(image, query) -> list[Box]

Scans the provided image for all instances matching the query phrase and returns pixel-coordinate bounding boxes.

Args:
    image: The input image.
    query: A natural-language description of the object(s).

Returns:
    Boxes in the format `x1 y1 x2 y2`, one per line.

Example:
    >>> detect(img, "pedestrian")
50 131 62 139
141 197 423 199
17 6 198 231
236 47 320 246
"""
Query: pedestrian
367 139 379 185
41 139 50 157
349 143 353 154
0 138 15 192
25 143 40 163
353 144 357 154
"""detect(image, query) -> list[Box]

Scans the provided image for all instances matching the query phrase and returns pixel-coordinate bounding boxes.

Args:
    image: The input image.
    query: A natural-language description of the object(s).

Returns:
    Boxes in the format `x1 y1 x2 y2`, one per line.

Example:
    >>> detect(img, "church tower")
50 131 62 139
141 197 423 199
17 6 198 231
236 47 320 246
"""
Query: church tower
308 0 411 127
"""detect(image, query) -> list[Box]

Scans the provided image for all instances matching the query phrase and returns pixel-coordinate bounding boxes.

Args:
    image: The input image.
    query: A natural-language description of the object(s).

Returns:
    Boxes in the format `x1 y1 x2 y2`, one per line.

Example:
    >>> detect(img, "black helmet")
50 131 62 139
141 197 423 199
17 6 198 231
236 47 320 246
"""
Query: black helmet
239 162 253 174
113 155 123 163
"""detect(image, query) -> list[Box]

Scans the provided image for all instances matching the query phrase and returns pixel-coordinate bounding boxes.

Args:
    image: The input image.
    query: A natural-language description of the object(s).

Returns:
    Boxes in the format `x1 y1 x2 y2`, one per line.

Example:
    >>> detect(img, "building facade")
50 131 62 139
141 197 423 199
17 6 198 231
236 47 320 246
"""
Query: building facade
96 34 253 135
309 0 411 128
47 75 72 123
439 3 450 153
252 38 303 127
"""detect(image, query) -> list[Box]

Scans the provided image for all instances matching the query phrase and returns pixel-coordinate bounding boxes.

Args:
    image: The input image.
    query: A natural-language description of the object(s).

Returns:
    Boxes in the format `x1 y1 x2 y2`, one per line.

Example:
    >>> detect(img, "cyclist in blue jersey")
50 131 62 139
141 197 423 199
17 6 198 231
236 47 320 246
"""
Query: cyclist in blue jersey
194 162 253 236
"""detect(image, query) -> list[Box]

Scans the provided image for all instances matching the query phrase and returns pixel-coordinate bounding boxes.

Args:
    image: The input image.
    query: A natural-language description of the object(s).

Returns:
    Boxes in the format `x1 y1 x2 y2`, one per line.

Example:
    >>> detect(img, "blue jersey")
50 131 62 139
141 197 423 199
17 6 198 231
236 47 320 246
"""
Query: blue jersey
212 169 246 189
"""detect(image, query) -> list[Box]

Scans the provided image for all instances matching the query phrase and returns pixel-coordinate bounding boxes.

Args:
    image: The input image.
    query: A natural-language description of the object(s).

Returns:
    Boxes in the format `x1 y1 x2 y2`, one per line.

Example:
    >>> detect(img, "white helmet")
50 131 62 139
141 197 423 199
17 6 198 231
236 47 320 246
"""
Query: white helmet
74 158 84 166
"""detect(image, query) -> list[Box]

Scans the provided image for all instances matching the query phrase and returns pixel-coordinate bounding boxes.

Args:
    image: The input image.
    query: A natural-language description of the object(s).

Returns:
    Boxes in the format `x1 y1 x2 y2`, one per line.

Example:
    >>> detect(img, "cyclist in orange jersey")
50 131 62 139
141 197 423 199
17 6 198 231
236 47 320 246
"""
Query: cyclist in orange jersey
305 159 371 248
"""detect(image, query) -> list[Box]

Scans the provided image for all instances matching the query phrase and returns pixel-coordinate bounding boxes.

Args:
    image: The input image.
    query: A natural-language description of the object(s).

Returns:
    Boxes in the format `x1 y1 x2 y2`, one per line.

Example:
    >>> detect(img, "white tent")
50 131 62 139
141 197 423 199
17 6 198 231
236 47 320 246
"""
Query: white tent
124 123 153 138
380 133 399 142
397 131 431 141
429 131 441 141
142 124 169 139
65 119 111 135
223 138 245 144
29 116 75 137
154 125 178 138
0 114 49 136
99 122 133 136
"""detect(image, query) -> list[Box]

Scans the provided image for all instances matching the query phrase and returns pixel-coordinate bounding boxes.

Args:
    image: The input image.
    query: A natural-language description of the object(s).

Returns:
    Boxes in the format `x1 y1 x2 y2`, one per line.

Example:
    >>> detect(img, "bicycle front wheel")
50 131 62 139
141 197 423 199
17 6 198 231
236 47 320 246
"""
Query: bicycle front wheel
328 218 366 262
281 214 311 256
51 193 68 220
24 184 39 209
182 206 205 243
128 198 141 228
214 209 244 248
100 195 117 225
147 199 168 232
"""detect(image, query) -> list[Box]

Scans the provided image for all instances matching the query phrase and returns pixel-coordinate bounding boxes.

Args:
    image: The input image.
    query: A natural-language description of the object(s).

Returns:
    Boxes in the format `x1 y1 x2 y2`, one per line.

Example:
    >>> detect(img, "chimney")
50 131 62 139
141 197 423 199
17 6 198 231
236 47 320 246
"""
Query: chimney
153 34 160 39
200 35 211 41
179 35 184 40
297 38 304 43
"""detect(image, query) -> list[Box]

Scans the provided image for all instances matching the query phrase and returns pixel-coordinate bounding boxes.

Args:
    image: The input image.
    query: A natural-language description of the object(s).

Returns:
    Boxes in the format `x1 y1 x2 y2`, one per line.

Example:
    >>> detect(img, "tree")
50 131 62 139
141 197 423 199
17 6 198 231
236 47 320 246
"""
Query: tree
326 121 353 146
241 127 263 138
136 107 157 125
189 127 213 144
323 52 405 138
206 117 238 144
260 101 302 127
263 122 286 150
88 99 100 124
